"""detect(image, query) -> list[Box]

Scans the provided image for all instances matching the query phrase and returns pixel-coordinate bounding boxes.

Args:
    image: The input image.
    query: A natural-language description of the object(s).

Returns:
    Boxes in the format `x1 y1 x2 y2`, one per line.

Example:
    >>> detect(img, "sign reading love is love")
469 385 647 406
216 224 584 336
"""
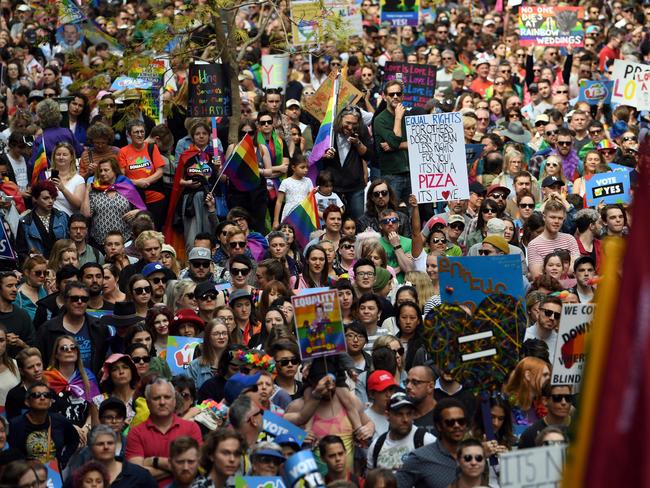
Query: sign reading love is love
405 112 469 204
611 59 650 111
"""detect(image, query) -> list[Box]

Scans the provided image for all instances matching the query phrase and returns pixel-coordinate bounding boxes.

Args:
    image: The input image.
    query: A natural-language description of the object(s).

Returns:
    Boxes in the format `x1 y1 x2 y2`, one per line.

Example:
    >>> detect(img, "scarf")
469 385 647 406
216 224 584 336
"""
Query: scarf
91 174 147 210
43 368 100 402
552 149 581 181
258 131 283 168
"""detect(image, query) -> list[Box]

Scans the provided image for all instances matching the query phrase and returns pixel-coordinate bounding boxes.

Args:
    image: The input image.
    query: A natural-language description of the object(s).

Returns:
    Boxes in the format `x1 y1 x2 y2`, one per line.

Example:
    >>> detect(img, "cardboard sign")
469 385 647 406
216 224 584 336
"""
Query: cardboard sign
303 73 362 122
261 54 290 90
326 0 363 37
166 336 203 376
611 59 650 111
551 303 594 391
188 63 231 117
499 445 566 487
262 410 307 444
578 80 614 106
518 6 584 47
405 112 469 204
383 62 437 109
284 451 326 488
291 289 346 360
290 0 321 45
111 76 154 91
584 170 631 207
379 0 419 26
438 255 525 310
235 477 286 488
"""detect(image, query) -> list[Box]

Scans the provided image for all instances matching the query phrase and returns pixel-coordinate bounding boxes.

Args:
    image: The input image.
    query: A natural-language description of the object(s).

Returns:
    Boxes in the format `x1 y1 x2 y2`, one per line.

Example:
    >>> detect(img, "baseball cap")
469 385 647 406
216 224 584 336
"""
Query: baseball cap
482 235 510 254
161 244 176 257
388 391 416 412
428 217 447 229
448 214 465 226
142 262 175 279
194 281 217 299
238 71 254 81
368 370 398 392
16 4 31 11
452 69 466 81
487 184 510 197
275 434 301 449
469 181 486 196
535 114 550 125
541 176 565 188
486 218 506 235
224 372 261 404
188 247 211 261
286 99 301 108
228 289 254 306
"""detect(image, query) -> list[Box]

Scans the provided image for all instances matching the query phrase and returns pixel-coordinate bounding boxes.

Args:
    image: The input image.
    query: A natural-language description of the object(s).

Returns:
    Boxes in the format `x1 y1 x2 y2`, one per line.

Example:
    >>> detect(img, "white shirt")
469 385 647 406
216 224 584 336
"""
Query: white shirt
524 324 558 359
6 153 28 191
367 425 437 470
53 174 85 216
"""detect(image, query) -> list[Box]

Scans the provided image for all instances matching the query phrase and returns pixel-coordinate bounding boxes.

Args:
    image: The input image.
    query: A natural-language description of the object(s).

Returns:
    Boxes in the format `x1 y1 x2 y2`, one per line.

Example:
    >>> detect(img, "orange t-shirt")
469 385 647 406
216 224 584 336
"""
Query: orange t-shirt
118 143 165 203
470 78 494 98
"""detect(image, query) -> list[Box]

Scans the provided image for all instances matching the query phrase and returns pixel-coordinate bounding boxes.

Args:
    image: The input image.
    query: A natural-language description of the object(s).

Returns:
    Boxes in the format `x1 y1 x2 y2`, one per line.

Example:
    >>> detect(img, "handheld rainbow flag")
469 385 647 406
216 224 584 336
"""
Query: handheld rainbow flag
31 140 48 187
308 74 340 166
223 134 260 192
281 189 320 248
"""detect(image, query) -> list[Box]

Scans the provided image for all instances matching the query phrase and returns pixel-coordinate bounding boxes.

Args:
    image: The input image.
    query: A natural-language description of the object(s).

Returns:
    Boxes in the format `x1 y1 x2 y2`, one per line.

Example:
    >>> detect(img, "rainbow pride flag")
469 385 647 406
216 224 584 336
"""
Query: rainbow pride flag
282 189 320 248
224 134 260 191
308 75 339 165
31 141 48 187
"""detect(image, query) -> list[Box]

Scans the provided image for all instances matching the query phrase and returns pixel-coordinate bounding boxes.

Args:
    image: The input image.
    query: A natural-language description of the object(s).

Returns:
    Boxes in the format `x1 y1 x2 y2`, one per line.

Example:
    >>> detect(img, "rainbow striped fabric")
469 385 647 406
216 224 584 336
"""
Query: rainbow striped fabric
31 141 48 187
224 134 260 191
308 76 339 165
282 189 320 248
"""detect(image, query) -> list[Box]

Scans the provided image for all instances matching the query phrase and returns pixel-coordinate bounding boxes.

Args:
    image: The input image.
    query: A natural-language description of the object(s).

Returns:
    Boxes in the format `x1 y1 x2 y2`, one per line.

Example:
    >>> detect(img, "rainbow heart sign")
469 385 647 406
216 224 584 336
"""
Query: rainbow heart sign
166 336 203 376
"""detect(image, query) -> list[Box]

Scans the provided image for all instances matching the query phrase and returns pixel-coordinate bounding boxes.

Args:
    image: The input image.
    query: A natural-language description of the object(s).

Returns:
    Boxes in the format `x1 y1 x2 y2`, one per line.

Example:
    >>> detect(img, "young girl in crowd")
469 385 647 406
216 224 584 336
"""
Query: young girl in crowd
273 155 313 228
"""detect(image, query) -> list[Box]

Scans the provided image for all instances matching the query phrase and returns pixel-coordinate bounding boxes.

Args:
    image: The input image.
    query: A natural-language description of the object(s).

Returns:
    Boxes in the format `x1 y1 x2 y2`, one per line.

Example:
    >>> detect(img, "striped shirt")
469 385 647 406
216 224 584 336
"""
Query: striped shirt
527 233 580 271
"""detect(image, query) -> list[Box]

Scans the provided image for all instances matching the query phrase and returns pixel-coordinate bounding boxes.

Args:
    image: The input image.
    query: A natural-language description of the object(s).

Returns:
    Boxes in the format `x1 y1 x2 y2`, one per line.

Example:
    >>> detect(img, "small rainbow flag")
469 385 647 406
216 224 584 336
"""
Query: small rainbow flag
31 141 48 187
224 134 260 191
308 75 339 166
282 189 320 248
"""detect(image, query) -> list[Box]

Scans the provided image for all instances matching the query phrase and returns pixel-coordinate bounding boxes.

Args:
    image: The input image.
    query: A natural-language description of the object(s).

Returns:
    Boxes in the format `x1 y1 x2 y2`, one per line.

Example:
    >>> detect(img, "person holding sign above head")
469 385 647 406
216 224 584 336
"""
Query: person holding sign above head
372 80 411 204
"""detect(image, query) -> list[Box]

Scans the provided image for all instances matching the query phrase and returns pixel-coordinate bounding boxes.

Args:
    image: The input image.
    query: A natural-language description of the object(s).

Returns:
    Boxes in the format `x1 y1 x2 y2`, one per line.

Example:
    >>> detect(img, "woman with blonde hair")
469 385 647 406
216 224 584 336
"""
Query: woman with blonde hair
168 279 198 312
48 239 78 271
503 357 551 432
0 324 19 406
16 254 48 320
50 141 85 216
403 271 434 311
539 155 567 185
492 147 525 195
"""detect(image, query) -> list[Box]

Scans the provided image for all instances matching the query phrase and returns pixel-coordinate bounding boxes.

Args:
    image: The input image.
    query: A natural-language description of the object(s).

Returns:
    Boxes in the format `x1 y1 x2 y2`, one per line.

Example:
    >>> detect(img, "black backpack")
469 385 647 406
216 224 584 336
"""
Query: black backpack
371 427 428 468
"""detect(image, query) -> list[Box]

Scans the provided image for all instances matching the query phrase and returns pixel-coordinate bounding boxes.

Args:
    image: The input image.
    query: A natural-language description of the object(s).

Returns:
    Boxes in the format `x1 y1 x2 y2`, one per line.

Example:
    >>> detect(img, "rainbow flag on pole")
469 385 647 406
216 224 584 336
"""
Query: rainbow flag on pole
308 75 340 165
223 134 260 191
31 140 48 187
281 189 320 248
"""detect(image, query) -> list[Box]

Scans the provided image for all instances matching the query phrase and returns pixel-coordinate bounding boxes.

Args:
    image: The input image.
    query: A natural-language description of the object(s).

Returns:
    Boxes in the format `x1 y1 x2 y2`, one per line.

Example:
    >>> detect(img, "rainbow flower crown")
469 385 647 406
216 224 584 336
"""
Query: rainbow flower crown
234 348 276 373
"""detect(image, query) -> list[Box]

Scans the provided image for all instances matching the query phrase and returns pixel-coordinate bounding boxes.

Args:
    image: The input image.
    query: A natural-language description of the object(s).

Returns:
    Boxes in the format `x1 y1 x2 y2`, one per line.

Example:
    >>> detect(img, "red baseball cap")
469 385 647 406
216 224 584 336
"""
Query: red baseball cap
368 370 398 392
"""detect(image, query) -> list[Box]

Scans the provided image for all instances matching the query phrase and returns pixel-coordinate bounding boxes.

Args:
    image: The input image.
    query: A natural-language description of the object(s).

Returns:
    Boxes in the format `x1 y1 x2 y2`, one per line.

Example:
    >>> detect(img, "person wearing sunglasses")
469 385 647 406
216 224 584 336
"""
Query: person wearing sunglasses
523 295 561 355
7 381 80 469
449 439 488 487
463 198 501 250
13 254 47 322
142 262 175 306
397 398 468 488
519 383 572 449
126 274 153 318
358 179 411 237
270 340 303 400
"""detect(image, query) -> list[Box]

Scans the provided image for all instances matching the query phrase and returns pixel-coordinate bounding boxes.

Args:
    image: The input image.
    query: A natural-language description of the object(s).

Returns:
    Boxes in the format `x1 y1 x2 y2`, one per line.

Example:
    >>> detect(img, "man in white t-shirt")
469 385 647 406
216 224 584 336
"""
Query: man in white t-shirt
364 370 399 439
524 295 561 360
367 391 436 471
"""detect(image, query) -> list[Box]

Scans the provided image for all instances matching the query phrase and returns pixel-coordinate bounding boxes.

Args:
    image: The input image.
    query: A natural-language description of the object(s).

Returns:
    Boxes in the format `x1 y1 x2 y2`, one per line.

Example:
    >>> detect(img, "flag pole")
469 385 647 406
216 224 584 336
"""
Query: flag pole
209 135 244 195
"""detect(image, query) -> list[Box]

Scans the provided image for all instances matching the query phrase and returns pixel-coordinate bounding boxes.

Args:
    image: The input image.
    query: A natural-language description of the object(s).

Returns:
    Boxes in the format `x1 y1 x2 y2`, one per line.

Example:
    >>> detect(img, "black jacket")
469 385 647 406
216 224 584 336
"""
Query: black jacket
118 259 147 293
36 313 109 376
33 292 63 331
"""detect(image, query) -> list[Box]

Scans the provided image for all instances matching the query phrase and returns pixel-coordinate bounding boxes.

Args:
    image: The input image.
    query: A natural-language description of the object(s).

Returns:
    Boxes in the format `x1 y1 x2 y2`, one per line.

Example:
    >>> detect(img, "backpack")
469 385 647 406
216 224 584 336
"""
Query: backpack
371 427 428 468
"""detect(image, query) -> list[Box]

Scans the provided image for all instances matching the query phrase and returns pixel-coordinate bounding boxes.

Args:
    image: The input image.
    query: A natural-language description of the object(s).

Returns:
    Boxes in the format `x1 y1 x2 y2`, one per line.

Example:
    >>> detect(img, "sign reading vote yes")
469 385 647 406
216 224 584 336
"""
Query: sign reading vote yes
405 112 469 203
584 170 631 207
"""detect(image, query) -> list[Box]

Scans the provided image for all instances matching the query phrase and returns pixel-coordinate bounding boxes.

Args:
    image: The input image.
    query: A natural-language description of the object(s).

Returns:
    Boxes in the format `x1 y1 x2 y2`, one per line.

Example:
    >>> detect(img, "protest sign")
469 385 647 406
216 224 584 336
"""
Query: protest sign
235 477 286 488
383 62 437 109
129 59 167 123
438 255 525 310
578 80 614 106
166 336 203 375
379 0 419 26
465 144 485 167
110 76 153 91
611 59 650 111
551 303 594 391
46 460 63 488
290 0 321 45
291 289 346 360
499 445 566 487
303 73 362 122
0 216 17 261
188 63 231 117
608 163 634 173
518 6 584 47
261 54 290 90
405 112 469 204
262 411 307 444
584 170 631 207
284 451 326 488
326 0 363 37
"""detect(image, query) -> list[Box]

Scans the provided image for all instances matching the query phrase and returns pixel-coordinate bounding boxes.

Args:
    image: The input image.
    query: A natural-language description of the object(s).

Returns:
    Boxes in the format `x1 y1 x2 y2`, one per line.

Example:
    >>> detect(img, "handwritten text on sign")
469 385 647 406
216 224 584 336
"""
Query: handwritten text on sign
405 112 469 203
500 445 566 488
551 303 594 391
611 59 650 111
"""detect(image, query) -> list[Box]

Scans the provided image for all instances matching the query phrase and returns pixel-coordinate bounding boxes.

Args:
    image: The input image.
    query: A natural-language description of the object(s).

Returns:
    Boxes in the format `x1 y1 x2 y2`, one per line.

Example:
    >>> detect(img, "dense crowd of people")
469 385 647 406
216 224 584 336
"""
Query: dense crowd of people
0 0 647 487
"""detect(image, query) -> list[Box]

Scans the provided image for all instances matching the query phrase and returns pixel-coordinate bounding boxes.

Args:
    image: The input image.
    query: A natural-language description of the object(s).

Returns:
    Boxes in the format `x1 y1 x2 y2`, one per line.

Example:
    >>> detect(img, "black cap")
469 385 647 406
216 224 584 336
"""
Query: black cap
99 396 127 419
469 181 486 196
541 176 565 188
195 280 217 299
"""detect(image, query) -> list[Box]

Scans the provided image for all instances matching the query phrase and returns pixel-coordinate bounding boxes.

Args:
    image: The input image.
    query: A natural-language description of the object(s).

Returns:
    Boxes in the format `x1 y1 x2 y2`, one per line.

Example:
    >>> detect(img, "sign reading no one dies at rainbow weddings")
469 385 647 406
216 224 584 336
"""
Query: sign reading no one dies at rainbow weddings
405 112 469 204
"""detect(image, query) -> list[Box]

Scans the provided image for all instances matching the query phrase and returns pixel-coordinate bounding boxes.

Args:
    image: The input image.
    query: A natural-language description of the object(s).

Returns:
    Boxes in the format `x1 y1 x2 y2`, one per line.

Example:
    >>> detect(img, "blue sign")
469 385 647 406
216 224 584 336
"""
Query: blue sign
608 163 634 173
584 170 631 207
438 255 524 310
0 217 16 260
110 76 154 91
284 451 325 488
465 144 485 165
235 476 286 488
166 336 203 376
263 411 306 445
578 80 614 106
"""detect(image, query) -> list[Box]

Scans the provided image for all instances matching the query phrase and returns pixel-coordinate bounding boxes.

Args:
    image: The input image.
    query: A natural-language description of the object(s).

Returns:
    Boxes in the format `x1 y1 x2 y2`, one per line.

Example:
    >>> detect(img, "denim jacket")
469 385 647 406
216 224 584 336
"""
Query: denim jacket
16 209 69 261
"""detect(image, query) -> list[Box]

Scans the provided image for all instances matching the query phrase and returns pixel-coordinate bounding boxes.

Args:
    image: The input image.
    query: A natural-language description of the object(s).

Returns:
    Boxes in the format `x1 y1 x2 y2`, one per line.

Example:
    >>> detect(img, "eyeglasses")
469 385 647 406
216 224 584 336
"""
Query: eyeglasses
542 309 561 320
134 286 152 295
357 271 375 278
519 203 535 209
443 417 467 427
386 91 403 98
100 415 125 422
482 208 496 214
199 293 218 301
184 292 195 300
179 391 193 400
231 267 250 276
623 136 636 142
392 347 405 356
345 332 365 341
546 130 558 136
449 223 465 230
494 81 505 86
131 355 151 364
67 295 90 303
229 241 247 249
555 90 568 94
431 237 447 244
340 243 354 250
58 344 78 352
405 378 431 386
478 249 495 256
589 129 602 135
258 120 273 126
150 277 168 285
490 193 505 199
381 217 399 225
372 190 389 198
463 454 484 463
192 260 212 268
551 393 573 403
547 163 559 167
28 391 52 400
277 357 301 367
211 331 229 337
557 141 572 146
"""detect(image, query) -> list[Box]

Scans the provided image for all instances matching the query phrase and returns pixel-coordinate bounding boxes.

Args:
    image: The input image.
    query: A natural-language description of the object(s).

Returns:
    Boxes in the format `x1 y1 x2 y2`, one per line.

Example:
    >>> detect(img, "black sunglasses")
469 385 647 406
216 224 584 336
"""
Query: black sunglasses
133 286 152 295
542 309 561 320
191 260 211 268
463 454 484 463
67 295 90 303
199 293 218 301
449 223 465 230
231 267 250 276
29 391 53 400
131 355 151 364
372 190 389 197
277 357 301 367
443 417 467 428
230 242 246 249
150 277 168 285
551 393 573 403
519 203 535 209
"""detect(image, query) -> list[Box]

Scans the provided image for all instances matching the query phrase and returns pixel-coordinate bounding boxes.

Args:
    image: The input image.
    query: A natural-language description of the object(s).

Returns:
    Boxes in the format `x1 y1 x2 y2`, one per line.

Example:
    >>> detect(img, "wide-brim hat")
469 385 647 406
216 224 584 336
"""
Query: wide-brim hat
501 121 532 144
100 301 143 328
100 353 139 385
170 308 206 335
